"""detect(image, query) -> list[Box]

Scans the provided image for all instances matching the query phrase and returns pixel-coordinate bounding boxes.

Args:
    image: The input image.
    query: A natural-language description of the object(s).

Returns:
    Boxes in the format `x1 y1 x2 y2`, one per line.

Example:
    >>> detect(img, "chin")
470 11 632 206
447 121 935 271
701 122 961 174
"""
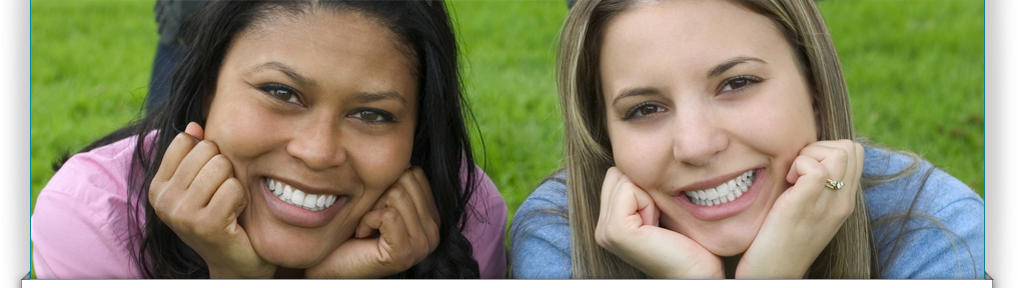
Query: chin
245 222 347 269
695 231 755 257
705 243 749 257
254 240 334 269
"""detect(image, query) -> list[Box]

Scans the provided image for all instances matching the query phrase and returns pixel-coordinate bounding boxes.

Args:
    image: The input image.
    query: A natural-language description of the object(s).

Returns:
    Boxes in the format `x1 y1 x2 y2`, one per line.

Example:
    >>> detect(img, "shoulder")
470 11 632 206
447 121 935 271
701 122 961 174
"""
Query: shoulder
31 136 146 279
509 172 572 279
861 146 984 279
460 165 508 279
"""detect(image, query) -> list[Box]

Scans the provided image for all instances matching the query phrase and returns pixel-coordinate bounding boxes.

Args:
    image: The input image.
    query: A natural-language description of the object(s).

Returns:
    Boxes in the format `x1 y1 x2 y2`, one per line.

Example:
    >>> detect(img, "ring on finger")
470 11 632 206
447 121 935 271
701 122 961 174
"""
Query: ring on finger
825 179 845 190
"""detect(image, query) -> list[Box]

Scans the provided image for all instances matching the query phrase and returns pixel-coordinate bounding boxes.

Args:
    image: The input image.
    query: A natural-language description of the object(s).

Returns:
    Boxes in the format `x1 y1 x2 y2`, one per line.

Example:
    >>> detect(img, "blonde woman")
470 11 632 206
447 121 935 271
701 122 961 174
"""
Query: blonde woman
509 0 983 279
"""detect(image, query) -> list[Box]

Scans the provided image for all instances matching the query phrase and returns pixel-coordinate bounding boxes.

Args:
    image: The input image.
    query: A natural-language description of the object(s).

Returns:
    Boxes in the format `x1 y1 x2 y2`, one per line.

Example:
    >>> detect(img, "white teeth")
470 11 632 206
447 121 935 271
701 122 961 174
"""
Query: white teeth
303 194 317 210
282 185 293 200
291 190 305 206
717 183 730 198
706 188 718 200
266 178 341 211
684 170 756 206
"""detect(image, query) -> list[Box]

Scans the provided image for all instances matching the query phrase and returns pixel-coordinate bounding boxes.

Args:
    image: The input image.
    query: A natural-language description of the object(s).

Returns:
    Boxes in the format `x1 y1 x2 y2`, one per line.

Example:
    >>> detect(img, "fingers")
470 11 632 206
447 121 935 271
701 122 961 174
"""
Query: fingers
597 167 659 248
738 141 864 278
185 122 205 140
357 167 440 262
152 131 201 187
207 177 248 223
401 167 439 231
595 169 724 279
153 122 206 187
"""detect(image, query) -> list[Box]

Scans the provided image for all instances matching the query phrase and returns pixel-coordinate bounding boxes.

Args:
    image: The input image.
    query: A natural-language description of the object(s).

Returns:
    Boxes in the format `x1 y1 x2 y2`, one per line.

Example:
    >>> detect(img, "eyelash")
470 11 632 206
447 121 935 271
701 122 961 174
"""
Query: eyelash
349 108 396 125
718 75 763 94
622 101 666 121
259 83 302 105
259 83 396 125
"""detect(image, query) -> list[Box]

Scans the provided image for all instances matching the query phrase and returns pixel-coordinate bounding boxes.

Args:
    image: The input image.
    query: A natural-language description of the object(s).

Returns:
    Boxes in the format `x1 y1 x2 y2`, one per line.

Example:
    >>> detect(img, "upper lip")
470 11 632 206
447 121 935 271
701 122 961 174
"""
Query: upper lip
672 168 758 194
264 175 346 196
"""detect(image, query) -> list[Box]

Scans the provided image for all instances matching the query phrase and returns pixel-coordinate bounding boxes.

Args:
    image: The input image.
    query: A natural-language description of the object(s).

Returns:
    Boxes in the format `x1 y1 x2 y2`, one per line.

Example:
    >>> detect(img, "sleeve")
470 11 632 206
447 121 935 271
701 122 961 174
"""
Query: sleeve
508 177 573 279
875 168 985 279
461 165 509 279
31 155 142 279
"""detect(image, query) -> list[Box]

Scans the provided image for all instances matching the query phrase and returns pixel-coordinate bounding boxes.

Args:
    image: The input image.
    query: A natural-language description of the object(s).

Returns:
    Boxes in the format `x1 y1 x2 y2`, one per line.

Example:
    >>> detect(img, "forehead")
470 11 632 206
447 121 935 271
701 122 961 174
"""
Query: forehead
599 1 791 78
226 8 419 99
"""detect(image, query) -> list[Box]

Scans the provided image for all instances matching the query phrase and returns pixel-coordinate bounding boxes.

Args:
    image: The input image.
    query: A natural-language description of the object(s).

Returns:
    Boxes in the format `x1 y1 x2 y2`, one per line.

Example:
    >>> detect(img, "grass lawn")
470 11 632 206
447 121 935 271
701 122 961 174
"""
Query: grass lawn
30 0 983 274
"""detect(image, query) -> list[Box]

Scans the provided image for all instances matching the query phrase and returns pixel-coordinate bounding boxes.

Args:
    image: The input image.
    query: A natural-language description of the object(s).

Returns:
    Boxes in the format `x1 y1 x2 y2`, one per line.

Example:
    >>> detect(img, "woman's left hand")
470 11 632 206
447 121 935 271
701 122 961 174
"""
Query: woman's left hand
735 140 864 278
305 167 441 278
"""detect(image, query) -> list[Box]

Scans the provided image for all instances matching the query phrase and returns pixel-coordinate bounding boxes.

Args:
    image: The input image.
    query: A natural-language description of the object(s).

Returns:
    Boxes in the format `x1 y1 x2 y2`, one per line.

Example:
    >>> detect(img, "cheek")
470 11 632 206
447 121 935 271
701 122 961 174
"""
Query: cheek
609 124 672 187
348 126 415 191
205 97 281 160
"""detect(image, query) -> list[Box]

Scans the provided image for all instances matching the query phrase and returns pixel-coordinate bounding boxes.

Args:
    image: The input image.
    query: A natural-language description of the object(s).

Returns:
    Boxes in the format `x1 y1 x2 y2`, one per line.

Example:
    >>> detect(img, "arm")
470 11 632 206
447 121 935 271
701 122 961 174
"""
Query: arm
31 143 143 279
508 176 573 279
461 165 509 279
874 168 984 279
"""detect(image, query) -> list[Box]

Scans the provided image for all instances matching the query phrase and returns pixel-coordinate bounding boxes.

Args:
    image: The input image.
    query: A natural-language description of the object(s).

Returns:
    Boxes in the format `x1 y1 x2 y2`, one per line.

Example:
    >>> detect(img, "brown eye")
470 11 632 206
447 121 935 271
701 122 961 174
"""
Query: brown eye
728 79 750 90
350 109 395 125
719 75 762 93
259 83 301 104
623 102 666 120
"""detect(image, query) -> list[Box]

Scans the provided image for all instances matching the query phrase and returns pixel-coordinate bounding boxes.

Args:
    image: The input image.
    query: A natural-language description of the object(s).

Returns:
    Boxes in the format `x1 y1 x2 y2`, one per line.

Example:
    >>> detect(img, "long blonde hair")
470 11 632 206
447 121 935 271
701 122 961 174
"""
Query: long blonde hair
557 0 878 278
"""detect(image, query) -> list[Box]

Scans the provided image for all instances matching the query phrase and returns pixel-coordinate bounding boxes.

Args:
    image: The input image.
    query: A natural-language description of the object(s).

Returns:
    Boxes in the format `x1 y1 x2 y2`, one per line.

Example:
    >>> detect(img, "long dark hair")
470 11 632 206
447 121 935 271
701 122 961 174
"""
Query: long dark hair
57 0 480 279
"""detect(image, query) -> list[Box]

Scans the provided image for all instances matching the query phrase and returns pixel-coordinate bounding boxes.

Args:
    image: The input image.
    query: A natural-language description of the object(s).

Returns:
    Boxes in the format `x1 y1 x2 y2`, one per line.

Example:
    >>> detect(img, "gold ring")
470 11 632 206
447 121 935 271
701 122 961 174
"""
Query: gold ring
825 179 844 190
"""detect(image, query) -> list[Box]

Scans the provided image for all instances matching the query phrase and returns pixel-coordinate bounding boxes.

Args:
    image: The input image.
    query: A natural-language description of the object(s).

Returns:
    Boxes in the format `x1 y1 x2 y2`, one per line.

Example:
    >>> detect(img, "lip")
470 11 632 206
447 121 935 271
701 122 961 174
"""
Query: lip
259 176 347 228
674 168 763 221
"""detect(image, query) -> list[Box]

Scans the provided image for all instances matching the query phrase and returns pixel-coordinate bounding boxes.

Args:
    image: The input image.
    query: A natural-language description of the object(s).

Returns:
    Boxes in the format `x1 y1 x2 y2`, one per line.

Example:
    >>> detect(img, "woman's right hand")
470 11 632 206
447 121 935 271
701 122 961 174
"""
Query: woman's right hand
149 122 276 279
595 167 724 279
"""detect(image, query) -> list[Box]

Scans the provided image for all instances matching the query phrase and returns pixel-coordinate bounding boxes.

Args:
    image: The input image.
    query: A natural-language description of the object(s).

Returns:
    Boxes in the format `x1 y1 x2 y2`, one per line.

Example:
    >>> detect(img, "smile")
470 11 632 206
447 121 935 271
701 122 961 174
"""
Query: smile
265 178 340 211
684 170 755 206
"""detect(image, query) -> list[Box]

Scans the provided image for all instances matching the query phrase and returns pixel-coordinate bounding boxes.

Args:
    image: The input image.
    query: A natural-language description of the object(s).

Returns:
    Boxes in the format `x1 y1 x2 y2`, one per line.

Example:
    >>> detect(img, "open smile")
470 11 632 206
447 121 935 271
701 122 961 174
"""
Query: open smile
684 170 755 206
266 177 342 211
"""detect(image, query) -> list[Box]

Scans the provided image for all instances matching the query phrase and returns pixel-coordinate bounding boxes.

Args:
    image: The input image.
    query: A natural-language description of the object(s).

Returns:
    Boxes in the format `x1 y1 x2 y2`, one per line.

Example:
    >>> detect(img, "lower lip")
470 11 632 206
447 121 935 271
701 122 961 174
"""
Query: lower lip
260 178 346 228
675 168 763 221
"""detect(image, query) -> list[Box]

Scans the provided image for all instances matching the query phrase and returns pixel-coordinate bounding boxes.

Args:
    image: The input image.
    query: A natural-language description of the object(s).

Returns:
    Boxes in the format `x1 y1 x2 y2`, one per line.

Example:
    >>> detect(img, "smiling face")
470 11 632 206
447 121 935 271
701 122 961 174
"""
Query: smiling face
203 9 418 268
600 1 817 257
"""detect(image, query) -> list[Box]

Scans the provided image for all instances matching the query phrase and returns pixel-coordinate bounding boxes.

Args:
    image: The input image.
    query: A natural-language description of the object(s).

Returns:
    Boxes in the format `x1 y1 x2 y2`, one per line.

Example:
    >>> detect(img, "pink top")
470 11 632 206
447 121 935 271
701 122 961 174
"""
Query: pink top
31 135 507 279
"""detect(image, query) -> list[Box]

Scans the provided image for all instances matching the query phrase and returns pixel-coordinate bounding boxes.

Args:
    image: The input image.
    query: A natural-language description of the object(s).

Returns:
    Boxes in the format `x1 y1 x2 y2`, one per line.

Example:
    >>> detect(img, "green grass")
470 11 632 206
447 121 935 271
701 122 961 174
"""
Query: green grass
821 0 984 196
31 0 983 262
31 0 155 214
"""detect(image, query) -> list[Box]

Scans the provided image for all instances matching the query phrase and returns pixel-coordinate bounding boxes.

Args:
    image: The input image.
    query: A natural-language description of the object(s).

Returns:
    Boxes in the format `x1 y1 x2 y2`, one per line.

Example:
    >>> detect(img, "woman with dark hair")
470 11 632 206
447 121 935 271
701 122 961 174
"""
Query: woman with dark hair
31 0 507 279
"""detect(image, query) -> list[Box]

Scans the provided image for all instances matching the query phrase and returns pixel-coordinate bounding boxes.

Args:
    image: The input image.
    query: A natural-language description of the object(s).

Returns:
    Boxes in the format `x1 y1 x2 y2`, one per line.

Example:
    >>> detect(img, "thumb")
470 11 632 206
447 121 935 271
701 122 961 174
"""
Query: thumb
185 122 205 140
634 188 659 227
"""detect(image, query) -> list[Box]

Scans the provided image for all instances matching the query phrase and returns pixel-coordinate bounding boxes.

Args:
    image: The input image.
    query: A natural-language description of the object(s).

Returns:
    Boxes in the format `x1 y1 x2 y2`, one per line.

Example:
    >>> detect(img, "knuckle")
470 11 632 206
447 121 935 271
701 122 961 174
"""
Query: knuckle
212 154 232 169
380 208 401 222
174 132 199 146
195 140 220 155
388 188 411 203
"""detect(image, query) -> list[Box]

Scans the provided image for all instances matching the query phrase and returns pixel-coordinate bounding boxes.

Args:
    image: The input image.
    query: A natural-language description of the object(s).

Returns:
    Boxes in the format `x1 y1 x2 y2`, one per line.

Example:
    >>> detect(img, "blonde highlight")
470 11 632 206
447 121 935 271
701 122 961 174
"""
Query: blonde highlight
556 0 876 278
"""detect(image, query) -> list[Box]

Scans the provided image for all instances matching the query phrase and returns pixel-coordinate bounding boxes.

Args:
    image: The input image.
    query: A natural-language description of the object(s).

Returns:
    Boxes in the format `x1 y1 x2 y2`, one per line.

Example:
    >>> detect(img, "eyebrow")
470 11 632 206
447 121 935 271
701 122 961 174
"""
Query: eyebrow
612 57 769 106
612 87 662 107
354 91 409 107
255 61 319 89
707 57 768 77
255 62 408 106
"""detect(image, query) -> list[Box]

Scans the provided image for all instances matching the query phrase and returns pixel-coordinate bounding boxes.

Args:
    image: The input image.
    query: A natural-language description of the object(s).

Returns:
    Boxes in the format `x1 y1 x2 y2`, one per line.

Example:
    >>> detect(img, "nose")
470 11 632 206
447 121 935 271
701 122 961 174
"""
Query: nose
286 117 347 171
672 107 728 167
